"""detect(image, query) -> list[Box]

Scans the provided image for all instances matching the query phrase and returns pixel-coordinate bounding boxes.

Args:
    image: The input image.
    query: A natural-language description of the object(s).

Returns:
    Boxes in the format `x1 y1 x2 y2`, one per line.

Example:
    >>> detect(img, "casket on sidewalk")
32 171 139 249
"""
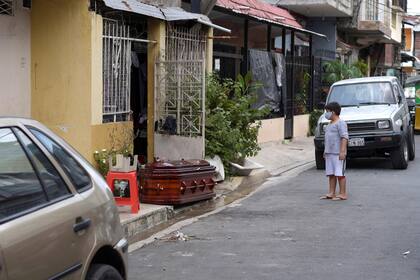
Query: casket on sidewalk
139 159 216 205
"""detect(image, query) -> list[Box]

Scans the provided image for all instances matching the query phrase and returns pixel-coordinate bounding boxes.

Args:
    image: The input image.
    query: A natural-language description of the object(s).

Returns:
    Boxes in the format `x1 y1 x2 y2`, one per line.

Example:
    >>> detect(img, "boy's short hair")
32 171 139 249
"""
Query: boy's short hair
325 102 341 116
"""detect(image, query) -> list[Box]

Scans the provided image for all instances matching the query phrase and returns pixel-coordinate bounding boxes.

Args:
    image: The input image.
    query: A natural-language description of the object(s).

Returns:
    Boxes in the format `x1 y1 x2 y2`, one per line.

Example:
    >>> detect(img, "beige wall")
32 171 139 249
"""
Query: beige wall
31 0 134 164
257 115 310 144
0 0 31 117
257 118 285 144
293 114 310 138
31 0 93 159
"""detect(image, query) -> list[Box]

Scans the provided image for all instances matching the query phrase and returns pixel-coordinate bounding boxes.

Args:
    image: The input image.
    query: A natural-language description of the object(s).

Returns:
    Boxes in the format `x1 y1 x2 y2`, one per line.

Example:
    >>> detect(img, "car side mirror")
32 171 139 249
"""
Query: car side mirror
398 95 402 104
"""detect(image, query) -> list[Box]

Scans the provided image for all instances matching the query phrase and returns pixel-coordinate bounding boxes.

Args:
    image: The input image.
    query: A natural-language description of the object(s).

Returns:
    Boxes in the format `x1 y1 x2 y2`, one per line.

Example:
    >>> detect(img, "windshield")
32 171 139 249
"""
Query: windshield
328 82 396 107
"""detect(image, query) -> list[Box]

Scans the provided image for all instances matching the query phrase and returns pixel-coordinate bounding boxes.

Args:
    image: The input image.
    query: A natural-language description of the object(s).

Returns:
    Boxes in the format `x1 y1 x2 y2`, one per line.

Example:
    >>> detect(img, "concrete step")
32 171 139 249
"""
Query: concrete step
119 204 174 239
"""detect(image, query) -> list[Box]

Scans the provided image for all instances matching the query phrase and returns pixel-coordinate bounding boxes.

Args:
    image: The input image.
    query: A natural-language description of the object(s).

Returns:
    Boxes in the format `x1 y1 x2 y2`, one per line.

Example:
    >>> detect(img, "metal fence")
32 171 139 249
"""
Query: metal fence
102 19 131 123
155 24 206 137
0 0 13 16
285 56 312 116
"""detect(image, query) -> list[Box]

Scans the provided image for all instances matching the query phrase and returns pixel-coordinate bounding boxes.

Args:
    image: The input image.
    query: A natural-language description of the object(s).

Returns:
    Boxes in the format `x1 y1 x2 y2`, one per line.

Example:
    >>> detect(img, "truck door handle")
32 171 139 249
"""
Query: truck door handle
73 217 91 233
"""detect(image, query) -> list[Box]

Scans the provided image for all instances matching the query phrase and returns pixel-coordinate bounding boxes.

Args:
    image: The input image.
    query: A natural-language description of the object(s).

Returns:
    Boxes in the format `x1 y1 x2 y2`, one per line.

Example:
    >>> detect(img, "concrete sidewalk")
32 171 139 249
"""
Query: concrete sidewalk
251 136 315 176
120 136 315 242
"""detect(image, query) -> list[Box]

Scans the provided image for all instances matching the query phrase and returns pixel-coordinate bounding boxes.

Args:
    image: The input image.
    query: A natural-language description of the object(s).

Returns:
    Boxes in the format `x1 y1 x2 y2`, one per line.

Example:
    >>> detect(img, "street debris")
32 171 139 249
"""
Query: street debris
403 251 411 258
158 231 208 242
170 231 189 241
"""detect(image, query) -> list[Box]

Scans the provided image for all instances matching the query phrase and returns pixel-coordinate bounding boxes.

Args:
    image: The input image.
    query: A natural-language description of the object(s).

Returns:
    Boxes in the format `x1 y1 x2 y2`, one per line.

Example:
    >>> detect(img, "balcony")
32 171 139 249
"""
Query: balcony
275 0 353 17
355 0 393 42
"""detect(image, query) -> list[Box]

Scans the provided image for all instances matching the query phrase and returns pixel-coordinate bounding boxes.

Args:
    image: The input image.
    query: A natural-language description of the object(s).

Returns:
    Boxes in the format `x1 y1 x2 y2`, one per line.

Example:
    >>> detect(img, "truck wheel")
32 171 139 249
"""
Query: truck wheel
315 150 325 170
86 264 123 280
408 126 415 161
391 137 408 169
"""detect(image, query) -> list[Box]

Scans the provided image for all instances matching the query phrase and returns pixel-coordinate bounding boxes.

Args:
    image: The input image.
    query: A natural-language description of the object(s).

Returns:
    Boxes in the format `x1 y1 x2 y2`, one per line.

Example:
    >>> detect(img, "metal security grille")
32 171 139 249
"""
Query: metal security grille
102 19 131 123
0 0 13 16
155 24 206 137
366 0 378 20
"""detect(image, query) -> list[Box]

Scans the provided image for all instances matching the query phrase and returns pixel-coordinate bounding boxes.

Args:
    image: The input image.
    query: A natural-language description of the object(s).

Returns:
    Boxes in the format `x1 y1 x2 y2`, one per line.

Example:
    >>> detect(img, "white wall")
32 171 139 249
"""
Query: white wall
391 12 402 44
0 0 31 117
154 134 205 160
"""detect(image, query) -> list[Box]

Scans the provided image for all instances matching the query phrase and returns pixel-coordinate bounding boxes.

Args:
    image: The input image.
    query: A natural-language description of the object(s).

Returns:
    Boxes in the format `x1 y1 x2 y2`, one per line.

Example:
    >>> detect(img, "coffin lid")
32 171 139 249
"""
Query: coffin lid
147 159 212 169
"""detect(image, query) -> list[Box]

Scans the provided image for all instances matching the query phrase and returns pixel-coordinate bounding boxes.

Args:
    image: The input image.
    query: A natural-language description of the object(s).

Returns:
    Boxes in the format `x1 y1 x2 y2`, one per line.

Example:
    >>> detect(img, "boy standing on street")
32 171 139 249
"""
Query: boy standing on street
320 102 349 201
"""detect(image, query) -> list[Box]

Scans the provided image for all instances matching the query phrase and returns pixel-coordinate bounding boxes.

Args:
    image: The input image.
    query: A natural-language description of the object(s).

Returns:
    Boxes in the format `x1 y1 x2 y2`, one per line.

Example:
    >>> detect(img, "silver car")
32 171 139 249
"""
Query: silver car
0 118 127 279
314 76 416 170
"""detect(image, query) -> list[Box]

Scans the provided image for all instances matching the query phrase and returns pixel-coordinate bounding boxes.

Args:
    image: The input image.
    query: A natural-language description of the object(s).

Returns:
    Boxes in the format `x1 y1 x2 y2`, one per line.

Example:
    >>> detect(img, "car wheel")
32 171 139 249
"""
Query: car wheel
391 137 408 169
315 150 325 170
408 126 415 161
86 264 123 280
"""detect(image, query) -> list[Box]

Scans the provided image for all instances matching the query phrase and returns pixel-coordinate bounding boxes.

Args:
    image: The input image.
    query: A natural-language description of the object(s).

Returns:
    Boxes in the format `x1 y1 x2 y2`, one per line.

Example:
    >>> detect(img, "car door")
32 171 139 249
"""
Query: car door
393 82 410 133
398 82 411 128
0 127 94 280
0 248 6 280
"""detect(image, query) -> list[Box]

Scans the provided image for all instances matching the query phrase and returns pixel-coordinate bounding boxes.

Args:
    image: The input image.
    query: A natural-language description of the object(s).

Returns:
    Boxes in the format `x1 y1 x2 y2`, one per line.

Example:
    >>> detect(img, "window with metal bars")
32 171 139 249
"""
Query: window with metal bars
366 0 379 20
102 19 131 123
0 0 13 16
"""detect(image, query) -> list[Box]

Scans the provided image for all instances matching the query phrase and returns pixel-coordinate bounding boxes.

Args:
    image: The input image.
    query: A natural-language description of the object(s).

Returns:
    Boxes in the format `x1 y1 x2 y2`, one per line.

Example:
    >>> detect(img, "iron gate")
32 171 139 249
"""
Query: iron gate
154 24 206 137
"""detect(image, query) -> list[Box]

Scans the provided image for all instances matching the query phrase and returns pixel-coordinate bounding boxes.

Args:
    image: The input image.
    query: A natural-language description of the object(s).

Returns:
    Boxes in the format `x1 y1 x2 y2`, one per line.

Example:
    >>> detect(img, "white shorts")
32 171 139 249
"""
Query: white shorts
325 154 346 177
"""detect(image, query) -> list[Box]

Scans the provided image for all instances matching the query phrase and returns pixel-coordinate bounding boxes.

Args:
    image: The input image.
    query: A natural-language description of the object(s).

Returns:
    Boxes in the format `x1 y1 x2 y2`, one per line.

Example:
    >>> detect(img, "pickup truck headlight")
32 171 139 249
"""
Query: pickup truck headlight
377 120 390 129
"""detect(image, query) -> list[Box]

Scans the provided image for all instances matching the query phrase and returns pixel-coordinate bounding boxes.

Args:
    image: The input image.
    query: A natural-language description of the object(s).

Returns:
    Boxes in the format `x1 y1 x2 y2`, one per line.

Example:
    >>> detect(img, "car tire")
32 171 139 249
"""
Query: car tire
391 137 408 170
86 264 123 280
408 126 415 161
315 150 325 170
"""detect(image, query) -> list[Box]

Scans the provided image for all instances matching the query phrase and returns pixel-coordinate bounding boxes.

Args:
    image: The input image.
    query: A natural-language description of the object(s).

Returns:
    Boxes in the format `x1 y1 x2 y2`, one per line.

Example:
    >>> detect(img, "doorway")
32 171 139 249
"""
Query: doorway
131 42 148 164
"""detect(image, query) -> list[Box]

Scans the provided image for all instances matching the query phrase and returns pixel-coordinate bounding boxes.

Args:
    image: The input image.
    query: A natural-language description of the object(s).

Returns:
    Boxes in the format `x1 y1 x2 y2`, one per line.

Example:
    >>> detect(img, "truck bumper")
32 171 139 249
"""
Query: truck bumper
314 132 403 156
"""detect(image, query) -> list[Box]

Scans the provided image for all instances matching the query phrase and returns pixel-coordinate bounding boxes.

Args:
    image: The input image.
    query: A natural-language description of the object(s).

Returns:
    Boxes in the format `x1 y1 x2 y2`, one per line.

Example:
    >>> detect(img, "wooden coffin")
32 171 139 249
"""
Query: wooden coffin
139 159 216 205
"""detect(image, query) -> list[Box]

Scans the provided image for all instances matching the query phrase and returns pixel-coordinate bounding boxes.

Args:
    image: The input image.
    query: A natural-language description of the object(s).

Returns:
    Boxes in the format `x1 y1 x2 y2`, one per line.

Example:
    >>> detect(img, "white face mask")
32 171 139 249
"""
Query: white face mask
325 111 333 120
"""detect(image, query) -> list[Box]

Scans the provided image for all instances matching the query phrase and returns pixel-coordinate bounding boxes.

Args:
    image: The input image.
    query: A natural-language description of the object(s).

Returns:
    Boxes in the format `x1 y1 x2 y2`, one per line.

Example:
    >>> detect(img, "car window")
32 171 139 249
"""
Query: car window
328 82 396 106
15 130 71 200
0 128 48 221
29 128 92 192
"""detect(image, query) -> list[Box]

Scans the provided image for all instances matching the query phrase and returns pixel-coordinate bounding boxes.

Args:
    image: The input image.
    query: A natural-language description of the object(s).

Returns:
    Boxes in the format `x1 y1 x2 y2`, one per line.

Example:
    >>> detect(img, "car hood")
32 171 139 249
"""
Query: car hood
320 105 397 122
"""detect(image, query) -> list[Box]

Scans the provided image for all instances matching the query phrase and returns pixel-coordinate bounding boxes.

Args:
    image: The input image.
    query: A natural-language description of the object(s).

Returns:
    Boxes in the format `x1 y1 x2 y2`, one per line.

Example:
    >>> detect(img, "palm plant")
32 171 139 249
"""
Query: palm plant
323 60 364 85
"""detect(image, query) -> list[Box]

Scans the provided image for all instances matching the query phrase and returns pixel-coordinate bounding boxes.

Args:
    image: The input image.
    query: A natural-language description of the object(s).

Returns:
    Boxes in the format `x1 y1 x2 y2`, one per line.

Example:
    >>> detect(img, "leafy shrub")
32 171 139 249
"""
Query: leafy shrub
309 109 323 136
352 59 369 76
205 73 269 170
323 60 364 85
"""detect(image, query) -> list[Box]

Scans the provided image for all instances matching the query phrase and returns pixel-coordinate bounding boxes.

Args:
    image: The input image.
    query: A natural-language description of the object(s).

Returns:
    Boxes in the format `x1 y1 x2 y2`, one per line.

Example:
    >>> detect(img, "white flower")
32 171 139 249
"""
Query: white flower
102 159 106 163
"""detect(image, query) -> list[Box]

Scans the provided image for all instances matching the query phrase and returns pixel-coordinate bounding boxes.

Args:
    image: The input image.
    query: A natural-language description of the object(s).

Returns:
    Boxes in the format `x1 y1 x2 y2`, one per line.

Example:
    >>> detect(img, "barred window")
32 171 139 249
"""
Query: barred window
0 0 14 16
102 19 131 123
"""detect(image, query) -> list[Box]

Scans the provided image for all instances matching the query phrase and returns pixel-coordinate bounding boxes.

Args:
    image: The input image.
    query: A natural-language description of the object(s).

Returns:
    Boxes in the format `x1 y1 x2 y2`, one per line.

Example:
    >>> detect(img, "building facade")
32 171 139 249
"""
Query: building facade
1 0 219 164
0 0 31 117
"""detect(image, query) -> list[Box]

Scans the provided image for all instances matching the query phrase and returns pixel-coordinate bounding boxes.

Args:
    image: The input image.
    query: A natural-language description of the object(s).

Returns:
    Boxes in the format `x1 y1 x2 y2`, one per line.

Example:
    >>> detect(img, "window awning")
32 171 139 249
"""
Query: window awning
102 0 231 33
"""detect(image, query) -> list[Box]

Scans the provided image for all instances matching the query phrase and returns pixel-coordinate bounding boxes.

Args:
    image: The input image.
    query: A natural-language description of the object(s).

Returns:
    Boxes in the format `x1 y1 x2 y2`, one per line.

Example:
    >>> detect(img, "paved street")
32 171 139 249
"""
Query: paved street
128 136 420 280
